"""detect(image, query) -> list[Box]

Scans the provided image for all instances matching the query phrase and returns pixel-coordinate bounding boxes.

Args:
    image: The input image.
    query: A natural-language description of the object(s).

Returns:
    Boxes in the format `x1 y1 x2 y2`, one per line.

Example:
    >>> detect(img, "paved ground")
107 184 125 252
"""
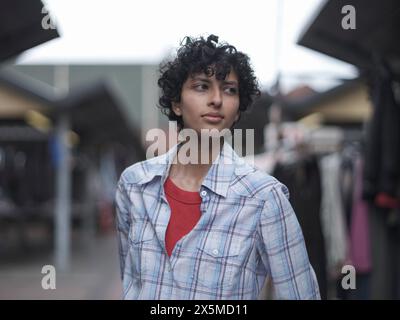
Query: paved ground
0 230 123 300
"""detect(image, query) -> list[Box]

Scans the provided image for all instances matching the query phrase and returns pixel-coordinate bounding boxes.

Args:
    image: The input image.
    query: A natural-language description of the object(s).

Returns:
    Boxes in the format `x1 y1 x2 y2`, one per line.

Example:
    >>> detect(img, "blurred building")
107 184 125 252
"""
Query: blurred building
0 67 145 255
7 64 162 143
282 79 372 129
0 1 147 299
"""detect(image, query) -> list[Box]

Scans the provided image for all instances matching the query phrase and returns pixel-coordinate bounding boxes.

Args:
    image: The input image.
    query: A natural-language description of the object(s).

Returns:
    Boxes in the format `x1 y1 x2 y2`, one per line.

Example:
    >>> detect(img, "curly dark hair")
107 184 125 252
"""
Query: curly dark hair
157 34 261 131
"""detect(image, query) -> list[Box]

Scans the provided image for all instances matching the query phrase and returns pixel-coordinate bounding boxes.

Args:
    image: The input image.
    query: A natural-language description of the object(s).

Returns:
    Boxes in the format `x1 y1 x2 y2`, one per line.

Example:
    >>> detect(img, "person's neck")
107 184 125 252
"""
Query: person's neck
168 137 224 191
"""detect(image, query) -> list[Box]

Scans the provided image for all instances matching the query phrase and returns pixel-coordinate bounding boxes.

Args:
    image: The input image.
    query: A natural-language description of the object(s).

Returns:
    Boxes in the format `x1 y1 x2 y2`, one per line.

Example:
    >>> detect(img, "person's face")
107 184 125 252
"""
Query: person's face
172 69 240 136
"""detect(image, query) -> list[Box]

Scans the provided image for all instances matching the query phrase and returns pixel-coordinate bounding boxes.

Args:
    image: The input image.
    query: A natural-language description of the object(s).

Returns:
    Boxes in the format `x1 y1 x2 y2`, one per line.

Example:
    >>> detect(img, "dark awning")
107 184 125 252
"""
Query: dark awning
51 81 143 149
298 0 400 70
0 0 59 63
0 70 144 157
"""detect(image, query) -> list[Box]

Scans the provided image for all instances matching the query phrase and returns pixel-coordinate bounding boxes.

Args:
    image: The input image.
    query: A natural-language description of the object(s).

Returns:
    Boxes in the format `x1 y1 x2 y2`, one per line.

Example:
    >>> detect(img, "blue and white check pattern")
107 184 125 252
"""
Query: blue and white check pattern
115 141 320 300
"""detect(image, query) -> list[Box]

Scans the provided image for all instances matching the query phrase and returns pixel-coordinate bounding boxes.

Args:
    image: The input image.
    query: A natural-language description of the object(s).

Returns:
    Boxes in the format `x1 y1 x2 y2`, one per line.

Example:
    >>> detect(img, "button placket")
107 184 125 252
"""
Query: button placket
199 188 209 215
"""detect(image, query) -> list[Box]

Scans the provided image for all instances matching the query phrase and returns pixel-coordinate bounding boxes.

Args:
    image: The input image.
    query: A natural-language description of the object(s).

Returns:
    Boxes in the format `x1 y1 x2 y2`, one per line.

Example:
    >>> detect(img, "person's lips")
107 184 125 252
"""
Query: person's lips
202 113 224 123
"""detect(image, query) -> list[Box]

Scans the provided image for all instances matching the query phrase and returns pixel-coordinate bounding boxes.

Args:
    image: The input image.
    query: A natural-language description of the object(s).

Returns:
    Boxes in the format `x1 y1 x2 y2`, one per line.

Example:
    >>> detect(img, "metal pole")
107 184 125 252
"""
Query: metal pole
54 114 71 271
54 65 71 272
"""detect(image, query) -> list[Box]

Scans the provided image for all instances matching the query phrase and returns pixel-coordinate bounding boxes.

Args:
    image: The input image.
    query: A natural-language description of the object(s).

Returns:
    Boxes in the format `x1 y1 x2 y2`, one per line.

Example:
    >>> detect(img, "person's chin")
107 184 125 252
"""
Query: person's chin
203 125 232 137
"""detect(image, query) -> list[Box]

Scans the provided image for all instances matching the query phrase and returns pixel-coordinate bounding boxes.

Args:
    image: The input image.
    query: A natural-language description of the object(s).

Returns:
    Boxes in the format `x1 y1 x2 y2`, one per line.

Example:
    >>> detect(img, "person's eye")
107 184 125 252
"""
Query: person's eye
194 83 208 91
224 87 238 95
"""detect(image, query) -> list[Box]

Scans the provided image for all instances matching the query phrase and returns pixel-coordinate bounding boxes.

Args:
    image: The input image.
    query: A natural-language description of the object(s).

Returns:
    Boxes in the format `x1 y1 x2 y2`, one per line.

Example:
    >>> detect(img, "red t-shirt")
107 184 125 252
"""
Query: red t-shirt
164 177 201 256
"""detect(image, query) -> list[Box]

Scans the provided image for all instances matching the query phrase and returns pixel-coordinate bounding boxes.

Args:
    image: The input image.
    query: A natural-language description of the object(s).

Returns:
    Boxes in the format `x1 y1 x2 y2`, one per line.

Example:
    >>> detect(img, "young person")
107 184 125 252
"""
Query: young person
115 34 320 299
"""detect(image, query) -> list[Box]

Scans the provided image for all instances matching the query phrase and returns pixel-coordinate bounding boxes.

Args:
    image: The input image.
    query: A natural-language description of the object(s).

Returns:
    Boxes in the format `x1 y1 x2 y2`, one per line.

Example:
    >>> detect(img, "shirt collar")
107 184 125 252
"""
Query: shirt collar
137 140 253 198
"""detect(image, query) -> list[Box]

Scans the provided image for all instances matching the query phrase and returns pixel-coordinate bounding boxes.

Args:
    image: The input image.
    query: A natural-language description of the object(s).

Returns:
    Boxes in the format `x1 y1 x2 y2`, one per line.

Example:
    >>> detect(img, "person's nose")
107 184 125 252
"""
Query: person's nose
207 86 223 108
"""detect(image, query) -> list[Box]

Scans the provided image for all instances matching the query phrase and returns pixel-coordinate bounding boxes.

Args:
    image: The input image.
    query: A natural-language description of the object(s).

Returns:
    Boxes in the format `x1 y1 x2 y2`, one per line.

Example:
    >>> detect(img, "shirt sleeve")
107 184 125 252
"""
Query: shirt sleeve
257 182 321 300
115 174 131 281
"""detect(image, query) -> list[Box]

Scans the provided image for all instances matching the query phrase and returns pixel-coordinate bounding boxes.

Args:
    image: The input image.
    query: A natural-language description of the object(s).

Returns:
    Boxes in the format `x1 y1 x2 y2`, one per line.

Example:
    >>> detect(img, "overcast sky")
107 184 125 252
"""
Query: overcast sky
17 0 358 92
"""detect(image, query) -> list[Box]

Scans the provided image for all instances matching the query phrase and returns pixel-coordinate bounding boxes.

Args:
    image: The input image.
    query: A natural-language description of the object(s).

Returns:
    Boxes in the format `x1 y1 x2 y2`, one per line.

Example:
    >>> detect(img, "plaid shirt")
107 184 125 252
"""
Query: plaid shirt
115 141 320 300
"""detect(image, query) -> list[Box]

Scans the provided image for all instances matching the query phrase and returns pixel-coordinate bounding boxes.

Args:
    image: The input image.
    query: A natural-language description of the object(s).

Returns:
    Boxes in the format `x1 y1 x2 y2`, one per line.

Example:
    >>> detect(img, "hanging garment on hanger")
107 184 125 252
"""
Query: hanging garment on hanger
319 153 348 277
344 155 372 298
350 156 372 273
369 206 400 299
340 147 356 227
273 155 327 299
363 61 400 204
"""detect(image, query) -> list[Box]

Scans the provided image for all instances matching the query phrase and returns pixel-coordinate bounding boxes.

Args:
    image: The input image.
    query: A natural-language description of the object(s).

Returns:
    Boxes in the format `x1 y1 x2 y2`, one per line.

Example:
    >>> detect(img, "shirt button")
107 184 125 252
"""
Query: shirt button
201 190 207 197
212 249 219 256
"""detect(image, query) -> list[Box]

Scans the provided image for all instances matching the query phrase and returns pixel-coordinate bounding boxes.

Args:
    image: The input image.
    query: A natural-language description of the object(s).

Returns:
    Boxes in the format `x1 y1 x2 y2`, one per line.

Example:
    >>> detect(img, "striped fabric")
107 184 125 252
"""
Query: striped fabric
115 141 320 300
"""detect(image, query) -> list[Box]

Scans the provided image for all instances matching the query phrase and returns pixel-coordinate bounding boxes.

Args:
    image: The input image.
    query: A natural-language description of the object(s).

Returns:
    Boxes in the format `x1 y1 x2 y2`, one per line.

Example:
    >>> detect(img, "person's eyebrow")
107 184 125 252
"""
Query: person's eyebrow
222 80 238 86
191 76 211 83
191 76 238 86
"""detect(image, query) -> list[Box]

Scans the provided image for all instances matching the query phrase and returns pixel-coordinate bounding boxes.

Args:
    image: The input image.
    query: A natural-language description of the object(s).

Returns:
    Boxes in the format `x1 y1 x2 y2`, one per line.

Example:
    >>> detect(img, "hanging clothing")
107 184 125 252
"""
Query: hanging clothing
368 206 400 299
319 153 348 276
349 157 372 274
340 148 356 227
273 155 327 299
363 61 400 299
363 62 400 203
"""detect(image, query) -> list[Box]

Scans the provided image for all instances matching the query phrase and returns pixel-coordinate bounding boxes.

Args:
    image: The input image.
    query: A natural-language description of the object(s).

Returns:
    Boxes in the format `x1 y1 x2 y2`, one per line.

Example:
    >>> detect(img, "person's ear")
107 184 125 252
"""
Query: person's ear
172 102 182 116
234 111 240 123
